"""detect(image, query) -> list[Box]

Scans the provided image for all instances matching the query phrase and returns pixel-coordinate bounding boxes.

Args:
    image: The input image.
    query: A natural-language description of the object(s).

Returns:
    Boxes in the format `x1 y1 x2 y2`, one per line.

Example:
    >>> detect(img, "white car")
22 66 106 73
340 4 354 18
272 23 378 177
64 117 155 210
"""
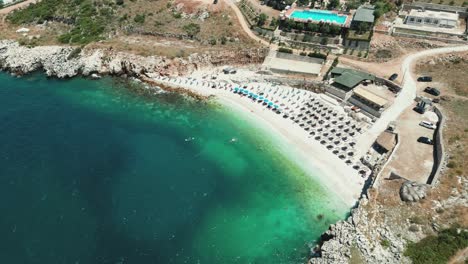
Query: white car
419 121 436 130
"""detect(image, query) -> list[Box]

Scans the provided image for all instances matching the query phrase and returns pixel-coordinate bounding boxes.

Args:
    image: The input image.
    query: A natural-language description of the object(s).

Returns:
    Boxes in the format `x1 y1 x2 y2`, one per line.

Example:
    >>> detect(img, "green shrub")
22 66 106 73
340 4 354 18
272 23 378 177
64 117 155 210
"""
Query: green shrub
115 0 124 5
409 216 425 225
404 227 468 264
183 23 200 37
209 38 217 45
67 47 82 60
381 239 390 248
308 51 327 60
278 47 293 54
447 161 457 168
134 14 145 24
320 37 328 45
300 51 307 56
220 36 227 45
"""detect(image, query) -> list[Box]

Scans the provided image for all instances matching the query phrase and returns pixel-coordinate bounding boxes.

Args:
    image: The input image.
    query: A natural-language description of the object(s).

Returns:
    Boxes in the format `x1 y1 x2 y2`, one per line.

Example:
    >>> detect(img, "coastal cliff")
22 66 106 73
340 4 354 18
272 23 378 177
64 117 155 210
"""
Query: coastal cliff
310 195 410 264
0 40 267 78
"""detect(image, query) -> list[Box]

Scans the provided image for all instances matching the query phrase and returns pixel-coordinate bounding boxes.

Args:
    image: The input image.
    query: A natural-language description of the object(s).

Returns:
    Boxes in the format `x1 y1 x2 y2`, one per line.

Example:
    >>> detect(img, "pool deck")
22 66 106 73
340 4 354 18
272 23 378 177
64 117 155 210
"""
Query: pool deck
282 7 352 28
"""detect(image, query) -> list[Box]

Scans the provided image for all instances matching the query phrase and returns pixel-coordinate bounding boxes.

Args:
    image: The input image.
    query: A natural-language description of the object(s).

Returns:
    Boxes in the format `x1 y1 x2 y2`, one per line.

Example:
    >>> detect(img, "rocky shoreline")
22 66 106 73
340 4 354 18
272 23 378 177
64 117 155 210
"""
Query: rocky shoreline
0 39 410 264
0 40 267 79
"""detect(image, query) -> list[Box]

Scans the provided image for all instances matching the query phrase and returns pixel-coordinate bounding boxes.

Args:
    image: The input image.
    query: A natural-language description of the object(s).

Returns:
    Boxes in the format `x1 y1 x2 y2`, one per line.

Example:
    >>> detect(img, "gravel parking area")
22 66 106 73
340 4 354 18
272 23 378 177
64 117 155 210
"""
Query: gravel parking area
381 103 438 183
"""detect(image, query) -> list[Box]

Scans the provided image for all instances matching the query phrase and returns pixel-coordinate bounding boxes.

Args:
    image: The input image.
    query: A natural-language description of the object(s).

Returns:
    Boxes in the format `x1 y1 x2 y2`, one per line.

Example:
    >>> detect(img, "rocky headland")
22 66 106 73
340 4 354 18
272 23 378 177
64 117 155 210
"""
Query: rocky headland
0 40 267 79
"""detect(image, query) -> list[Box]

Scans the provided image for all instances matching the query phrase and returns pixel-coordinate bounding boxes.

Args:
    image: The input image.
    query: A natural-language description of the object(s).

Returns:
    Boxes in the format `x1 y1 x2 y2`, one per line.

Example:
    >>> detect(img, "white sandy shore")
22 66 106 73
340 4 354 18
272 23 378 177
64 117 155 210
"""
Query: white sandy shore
147 73 365 207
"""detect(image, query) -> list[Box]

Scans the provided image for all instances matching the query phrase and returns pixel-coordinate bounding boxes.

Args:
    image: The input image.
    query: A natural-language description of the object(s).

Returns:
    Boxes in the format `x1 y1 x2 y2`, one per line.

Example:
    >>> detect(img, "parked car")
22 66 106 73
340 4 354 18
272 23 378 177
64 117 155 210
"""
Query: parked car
417 136 433 145
417 76 432 82
419 121 436 130
424 87 440 96
432 98 440 103
389 73 398 81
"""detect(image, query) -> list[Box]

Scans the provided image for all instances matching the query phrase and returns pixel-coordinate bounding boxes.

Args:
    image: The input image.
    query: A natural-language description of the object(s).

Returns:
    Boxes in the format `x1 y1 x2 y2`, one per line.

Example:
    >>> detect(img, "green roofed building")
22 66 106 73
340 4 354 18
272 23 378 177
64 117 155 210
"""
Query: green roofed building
330 67 375 91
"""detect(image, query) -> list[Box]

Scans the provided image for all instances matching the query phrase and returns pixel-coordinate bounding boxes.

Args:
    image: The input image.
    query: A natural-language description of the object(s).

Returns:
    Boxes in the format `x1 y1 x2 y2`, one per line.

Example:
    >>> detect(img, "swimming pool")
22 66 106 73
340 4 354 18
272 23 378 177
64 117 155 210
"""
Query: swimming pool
289 9 347 25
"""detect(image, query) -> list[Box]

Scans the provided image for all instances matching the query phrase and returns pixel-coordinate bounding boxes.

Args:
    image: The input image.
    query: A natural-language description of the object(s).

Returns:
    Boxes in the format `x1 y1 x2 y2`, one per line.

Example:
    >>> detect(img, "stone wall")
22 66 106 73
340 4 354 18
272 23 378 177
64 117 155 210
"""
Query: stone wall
375 76 402 93
276 52 325 64
427 106 446 185
392 29 468 43
325 84 351 100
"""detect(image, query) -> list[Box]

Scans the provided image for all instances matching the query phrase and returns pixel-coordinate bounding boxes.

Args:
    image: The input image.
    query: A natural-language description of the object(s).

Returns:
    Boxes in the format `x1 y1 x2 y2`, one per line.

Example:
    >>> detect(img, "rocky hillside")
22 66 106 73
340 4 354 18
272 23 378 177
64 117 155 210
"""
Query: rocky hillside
3 0 257 54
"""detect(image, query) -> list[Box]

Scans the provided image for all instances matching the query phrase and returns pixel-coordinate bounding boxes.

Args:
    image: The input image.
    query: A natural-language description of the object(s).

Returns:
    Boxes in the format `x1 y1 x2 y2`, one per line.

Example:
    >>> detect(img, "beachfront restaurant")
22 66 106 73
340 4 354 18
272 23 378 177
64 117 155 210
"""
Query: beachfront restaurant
330 67 375 92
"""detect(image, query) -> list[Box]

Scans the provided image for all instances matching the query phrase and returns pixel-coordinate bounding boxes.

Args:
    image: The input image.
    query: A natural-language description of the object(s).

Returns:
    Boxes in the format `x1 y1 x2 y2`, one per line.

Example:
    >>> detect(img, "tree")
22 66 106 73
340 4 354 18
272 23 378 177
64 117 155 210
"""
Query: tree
256 13 268 26
356 22 370 34
306 22 319 32
269 17 278 28
295 22 304 31
0 0 4 8
327 0 340 10
183 23 201 38
296 0 309 6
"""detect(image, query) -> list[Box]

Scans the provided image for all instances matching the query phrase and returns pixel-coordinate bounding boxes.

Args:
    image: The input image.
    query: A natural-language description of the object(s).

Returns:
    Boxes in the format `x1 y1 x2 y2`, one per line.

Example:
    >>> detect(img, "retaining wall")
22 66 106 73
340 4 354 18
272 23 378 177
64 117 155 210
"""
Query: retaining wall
427 106 446 185
348 96 383 118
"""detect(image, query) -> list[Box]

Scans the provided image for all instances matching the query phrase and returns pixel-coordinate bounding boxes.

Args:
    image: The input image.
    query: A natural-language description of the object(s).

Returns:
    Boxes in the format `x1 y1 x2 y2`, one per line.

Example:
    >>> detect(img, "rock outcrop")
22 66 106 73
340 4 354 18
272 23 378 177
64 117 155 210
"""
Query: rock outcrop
310 196 410 264
0 40 267 78
400 181 428 202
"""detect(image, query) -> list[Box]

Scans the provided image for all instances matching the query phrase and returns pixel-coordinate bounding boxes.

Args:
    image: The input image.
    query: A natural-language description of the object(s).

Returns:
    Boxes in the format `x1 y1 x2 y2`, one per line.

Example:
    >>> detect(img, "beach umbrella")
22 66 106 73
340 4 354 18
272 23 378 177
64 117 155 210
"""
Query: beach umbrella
273 104 279 109
268 102 274 106
263 99 269 103
258 96 264 100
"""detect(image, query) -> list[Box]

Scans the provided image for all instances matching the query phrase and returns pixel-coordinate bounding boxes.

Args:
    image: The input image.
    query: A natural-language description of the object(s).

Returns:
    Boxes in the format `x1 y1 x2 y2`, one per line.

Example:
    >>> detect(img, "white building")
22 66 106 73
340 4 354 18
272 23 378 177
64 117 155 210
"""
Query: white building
405 9 459 28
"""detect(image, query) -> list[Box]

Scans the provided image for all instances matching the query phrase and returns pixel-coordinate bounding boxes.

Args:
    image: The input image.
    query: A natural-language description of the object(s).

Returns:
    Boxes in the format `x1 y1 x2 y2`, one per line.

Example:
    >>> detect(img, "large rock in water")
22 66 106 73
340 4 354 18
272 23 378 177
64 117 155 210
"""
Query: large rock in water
400 181 427 202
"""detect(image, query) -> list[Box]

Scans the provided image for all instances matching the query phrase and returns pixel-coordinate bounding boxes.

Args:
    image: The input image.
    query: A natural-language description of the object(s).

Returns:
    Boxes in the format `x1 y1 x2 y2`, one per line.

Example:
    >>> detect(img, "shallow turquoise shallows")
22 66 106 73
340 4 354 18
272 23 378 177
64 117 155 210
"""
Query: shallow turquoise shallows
290 9 347 25
0 72 348 263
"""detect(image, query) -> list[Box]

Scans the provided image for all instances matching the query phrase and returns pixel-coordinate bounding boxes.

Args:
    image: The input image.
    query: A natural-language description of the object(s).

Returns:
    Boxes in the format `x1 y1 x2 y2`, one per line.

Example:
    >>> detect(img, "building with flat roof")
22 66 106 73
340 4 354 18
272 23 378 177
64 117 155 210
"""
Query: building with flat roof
262 50 324 77
352 87 388 110
330 67 375 91
352 6 375 25
405 9 459 28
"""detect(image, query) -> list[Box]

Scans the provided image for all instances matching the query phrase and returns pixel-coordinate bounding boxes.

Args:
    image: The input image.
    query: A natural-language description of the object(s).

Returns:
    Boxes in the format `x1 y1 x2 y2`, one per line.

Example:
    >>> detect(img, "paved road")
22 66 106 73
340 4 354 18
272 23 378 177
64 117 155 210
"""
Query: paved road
0 0 38 15
355 44 468 157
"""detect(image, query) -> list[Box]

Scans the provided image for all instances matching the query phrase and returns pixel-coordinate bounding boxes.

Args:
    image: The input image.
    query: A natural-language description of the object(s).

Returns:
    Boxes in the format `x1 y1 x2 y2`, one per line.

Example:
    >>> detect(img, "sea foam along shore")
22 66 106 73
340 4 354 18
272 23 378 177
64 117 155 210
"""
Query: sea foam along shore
144 73 366 208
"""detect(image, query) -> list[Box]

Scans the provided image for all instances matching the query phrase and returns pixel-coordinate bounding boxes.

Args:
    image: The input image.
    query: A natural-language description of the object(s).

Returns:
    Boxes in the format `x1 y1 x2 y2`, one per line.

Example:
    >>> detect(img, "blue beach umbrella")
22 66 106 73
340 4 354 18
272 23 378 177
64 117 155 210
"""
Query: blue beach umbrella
273 104 279 109
263 99 269 103
268 102 274 106
258 96 264 100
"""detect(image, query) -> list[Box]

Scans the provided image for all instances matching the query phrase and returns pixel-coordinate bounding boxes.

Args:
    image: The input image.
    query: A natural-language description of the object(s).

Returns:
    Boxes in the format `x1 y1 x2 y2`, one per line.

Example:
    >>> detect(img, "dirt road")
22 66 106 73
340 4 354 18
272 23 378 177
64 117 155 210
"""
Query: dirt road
223 0 271 47
356 44 468 157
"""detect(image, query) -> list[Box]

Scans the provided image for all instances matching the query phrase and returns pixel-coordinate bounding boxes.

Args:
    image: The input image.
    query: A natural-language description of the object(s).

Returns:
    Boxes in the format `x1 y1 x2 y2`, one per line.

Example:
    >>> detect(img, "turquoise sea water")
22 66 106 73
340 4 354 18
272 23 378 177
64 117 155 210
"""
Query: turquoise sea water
290 10 347 25
0 72 348 263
